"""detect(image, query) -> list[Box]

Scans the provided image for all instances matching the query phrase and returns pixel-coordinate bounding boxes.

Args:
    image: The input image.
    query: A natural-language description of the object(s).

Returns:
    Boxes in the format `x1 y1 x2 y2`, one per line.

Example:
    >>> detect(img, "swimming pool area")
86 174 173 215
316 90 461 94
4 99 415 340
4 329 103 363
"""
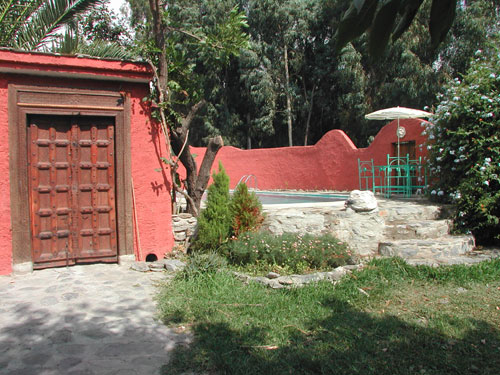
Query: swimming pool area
254 191 348 206
200 190 349 209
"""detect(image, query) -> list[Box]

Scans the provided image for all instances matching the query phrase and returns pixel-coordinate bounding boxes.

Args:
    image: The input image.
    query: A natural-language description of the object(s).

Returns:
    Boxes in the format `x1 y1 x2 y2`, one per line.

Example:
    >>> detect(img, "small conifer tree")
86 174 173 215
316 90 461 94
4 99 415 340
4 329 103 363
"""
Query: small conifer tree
230 183 264 238
191 162 231 252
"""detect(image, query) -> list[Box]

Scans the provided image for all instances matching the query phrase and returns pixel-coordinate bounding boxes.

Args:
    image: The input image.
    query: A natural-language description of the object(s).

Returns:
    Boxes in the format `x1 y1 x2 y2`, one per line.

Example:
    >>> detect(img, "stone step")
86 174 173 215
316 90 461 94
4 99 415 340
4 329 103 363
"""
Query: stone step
405 247 500 266
378 235 475 260
384 219 450 240
378 204 444 222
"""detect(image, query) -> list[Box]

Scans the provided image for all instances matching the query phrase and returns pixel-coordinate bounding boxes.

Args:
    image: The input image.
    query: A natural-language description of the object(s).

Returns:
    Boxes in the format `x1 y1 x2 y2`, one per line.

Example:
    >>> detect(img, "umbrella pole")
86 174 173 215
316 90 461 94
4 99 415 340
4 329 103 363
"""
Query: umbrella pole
397 117 400 163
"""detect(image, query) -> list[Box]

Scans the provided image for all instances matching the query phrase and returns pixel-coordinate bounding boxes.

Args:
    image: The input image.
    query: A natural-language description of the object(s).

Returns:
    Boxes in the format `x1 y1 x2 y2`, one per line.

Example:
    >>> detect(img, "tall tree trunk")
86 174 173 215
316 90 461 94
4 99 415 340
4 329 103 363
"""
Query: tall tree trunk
304 85 316 146
284 43 293 147
149 0 224 216
246 112 252 149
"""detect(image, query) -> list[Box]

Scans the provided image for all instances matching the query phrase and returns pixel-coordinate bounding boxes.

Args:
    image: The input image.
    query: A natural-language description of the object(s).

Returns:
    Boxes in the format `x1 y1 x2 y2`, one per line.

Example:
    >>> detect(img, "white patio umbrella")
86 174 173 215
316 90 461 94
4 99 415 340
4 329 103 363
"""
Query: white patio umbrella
365 106 433 161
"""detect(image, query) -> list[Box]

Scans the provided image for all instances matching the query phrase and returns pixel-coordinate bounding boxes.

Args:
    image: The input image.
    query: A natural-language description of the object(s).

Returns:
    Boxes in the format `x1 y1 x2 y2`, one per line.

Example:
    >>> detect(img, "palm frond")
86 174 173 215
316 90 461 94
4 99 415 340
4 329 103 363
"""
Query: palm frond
14 0 103 50
77 40 136 60
0 0 42 46
49 27 79 54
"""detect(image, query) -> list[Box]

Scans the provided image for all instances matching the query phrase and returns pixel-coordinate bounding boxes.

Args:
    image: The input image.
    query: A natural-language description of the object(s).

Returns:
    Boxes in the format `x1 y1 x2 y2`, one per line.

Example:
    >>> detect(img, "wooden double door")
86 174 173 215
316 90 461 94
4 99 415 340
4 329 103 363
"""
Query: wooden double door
28 115 118 268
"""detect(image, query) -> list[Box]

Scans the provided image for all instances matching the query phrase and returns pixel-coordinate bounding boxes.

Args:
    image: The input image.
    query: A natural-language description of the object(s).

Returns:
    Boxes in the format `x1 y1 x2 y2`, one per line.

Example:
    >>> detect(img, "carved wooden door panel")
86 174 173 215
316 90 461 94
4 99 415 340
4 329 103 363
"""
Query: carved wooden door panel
28 115 117 268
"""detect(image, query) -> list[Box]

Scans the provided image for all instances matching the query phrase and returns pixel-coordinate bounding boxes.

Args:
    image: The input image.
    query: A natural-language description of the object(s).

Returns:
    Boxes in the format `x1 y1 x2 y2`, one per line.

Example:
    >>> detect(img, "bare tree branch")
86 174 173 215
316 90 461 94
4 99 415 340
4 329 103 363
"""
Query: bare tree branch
181 99 207 131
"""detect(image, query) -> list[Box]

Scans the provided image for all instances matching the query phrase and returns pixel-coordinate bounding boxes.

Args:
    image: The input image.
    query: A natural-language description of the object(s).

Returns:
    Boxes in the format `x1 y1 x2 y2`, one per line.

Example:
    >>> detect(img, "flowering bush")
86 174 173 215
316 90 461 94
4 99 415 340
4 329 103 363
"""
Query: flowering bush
225 231 351 273
426 47 500 245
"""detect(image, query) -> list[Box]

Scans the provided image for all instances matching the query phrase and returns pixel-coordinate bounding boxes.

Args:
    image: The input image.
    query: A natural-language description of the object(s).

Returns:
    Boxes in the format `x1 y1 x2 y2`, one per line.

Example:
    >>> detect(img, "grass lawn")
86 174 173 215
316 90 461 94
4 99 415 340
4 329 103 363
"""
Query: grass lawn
157 258 500 375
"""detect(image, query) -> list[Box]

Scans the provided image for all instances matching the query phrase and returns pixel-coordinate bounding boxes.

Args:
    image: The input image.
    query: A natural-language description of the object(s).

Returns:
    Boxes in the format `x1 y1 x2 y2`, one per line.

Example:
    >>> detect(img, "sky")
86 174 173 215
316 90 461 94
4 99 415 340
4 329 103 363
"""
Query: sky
108 0 126 14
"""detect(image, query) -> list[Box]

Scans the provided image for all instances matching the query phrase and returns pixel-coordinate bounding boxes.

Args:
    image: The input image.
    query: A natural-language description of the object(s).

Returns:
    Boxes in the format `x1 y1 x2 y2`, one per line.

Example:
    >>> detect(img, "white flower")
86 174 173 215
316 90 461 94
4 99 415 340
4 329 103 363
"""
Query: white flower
449 150 455 155
431 190 437 195
484 181 490 186
438 191 444 196
490 73 496 79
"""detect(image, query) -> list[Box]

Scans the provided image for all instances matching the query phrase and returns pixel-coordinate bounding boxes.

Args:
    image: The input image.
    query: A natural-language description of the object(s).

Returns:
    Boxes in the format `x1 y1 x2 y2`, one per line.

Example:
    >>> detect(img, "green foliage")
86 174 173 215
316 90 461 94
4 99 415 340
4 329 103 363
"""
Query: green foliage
177 251 228 280
427 47 500 245
225 231 351 273
0 0 101 50
191 163 232 252
335 0 458 57
229 183 264 237
76 1 129 44
130 0 249 134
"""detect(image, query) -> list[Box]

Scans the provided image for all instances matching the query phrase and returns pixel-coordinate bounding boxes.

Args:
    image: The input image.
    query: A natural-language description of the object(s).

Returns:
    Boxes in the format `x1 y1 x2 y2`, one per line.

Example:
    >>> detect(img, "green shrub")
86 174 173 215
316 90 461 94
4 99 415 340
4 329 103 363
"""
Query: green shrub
426 47 500 245
226 231 351 273
178 252 228 280
191 162 232 252
229 183 265 238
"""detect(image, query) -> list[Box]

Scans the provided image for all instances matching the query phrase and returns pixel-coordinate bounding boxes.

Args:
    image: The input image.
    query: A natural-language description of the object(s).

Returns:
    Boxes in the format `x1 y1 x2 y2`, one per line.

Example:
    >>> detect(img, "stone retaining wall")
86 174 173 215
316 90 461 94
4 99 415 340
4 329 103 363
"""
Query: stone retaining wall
172 213 197 248
262 206 386 256
171 199 446 258
262 200 444 257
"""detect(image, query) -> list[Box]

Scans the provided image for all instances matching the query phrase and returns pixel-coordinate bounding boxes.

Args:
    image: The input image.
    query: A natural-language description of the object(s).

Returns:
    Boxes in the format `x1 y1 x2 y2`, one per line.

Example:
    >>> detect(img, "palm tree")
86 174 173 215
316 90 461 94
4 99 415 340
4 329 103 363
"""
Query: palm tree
0 0 102 51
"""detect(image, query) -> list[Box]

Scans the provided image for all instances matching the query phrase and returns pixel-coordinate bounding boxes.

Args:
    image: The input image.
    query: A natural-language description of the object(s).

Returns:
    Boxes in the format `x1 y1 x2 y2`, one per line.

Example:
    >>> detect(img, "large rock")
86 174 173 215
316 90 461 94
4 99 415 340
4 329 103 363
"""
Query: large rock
345 190 378 212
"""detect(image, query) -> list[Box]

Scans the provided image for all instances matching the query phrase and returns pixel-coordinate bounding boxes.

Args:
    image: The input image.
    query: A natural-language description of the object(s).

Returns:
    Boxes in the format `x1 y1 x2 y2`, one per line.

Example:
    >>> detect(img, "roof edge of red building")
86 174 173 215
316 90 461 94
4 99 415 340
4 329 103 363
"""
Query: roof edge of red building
0 48 152 83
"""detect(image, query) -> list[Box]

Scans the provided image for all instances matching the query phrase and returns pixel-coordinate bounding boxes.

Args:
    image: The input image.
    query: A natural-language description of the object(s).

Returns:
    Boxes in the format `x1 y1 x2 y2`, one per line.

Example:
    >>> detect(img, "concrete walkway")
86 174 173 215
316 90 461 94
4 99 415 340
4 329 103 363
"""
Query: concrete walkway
0 264 191 375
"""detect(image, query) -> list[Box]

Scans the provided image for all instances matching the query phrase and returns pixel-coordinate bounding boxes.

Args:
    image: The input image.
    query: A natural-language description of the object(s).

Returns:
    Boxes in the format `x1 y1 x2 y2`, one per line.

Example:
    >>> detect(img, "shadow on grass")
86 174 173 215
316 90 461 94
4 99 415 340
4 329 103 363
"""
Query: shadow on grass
162 294 500 375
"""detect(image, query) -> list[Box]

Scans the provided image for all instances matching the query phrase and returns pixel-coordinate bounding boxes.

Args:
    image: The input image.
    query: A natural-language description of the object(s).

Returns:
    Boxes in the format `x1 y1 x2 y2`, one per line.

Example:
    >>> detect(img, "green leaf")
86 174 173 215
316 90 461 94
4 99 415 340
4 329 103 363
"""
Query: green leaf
429 0 457 48
368 0 401 59
335 0 378 52
392 0 424 41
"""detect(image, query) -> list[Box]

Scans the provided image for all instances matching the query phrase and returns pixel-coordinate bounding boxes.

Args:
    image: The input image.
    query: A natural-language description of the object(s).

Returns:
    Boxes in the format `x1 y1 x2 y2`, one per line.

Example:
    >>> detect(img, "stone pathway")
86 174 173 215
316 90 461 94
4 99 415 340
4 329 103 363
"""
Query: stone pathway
0 264 191 375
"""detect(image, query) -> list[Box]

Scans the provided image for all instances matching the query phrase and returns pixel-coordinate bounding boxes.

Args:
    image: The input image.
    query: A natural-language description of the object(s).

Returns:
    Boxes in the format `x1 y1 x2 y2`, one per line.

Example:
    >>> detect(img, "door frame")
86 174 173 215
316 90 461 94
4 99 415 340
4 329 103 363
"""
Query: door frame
8 84 134 267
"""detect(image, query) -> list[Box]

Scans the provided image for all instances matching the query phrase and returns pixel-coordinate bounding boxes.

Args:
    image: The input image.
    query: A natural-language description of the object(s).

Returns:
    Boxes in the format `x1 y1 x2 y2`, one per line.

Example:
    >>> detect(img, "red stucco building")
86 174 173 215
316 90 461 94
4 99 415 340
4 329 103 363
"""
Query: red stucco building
0 49 173 275
0 49 429 275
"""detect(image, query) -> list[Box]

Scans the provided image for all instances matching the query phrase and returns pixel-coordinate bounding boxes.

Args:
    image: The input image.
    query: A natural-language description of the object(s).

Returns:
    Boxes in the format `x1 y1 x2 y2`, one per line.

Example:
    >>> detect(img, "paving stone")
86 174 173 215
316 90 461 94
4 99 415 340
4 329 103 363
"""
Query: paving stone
6 369 41 375
21 352 51 366
130 262 149 272
103 369 139 375
49 329 73 344
57 357 83 370
62 293 79 301
40 296 59 306
55 344 87 356
67 369 96 375
0 264 193 375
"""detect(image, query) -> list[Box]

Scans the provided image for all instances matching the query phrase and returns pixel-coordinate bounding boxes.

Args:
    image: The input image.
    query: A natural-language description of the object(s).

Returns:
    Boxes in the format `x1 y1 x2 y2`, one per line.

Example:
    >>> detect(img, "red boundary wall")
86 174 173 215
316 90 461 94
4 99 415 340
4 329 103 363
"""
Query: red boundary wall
0 50 173 275
185 118 429 191
0 50 431 275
